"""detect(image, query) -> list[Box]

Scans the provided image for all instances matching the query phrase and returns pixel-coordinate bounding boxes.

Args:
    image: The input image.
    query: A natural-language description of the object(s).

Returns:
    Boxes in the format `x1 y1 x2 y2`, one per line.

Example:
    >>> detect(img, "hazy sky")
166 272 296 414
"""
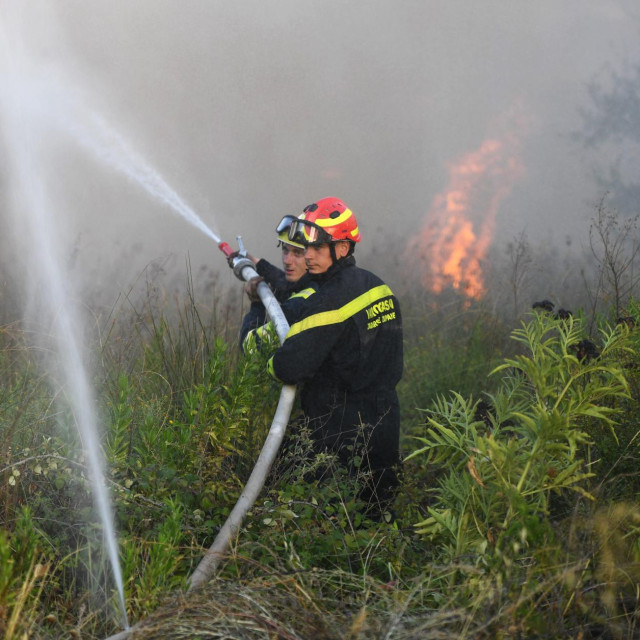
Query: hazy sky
1 1 639 300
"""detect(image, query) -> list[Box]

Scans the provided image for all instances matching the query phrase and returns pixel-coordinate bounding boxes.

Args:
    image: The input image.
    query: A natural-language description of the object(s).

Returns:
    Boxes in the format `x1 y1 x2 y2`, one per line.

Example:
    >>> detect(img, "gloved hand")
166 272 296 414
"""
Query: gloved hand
244 276 265 302
227 251 258 268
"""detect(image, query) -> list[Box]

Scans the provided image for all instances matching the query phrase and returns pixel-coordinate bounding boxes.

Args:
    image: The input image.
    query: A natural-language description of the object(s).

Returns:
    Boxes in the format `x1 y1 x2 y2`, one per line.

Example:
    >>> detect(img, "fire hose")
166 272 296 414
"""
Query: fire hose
105 238 296 639
186 240 296 592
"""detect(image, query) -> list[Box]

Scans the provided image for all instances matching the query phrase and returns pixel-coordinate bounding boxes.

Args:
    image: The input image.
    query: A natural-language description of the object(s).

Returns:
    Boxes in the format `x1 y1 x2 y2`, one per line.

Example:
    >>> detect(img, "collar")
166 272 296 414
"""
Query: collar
309 255 356 284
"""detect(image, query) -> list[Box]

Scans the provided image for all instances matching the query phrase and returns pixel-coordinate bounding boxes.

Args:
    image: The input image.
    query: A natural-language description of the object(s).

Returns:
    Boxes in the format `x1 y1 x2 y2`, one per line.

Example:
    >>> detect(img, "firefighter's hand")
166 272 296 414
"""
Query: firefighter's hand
227 251 259 268
244 276 264 302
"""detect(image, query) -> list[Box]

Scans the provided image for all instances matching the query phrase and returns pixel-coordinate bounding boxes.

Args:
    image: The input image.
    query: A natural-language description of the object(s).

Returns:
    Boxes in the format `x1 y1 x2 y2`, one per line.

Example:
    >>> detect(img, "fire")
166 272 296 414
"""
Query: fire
408 134 524 300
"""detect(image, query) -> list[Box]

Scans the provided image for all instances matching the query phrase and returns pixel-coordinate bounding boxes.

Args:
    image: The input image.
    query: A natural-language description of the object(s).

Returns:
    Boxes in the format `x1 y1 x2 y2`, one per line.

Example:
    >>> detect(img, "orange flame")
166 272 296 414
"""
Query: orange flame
408 134 524 300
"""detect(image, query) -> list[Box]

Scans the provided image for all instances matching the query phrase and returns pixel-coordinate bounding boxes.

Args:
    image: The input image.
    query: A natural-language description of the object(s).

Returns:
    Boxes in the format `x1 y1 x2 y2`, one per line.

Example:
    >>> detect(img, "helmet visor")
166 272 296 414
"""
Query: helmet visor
289 219 333 246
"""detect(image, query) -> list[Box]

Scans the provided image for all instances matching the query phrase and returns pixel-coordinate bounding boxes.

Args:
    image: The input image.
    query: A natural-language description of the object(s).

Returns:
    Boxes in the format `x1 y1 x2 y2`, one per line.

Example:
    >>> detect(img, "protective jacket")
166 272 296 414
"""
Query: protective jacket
239 259 316 348
268 256 403 510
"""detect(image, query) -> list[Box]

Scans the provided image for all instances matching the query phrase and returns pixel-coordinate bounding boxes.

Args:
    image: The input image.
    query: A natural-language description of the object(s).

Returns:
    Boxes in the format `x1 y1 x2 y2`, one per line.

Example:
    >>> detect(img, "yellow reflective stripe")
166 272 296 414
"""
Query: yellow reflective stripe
267 356 279 381
286 284 393 339
350 226 359 239
289 287 316 300
315 208 353 228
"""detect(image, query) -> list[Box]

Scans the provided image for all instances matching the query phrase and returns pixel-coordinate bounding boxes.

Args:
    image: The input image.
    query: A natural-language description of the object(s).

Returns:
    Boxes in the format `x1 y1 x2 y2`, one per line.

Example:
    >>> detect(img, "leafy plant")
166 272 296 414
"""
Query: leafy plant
121 499 187 618
408 312 631 564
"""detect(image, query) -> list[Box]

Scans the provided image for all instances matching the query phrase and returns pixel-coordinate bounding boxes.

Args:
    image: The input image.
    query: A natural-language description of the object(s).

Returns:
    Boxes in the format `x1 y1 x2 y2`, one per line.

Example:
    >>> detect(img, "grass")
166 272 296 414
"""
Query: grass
1 273 640 639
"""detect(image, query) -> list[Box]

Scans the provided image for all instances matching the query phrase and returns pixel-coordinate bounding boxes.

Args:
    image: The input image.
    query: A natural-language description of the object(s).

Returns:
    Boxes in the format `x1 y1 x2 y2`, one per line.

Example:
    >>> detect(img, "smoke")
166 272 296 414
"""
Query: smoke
1 0 639 307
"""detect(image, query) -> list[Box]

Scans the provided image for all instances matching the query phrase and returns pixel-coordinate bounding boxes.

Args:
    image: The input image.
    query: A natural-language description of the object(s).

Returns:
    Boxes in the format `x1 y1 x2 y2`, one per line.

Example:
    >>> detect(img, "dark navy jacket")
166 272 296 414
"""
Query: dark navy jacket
269 256 403 470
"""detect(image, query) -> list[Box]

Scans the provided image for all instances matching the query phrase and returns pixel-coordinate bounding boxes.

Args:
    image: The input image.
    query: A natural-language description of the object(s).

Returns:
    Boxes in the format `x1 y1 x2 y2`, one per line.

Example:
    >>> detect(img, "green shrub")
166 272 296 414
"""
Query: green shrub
408 312 631 563
3 281 640 638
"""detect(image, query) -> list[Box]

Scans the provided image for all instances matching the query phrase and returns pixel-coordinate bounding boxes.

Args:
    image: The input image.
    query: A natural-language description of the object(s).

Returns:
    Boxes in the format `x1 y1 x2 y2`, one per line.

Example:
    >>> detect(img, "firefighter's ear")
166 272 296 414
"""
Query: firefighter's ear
335 241 350 259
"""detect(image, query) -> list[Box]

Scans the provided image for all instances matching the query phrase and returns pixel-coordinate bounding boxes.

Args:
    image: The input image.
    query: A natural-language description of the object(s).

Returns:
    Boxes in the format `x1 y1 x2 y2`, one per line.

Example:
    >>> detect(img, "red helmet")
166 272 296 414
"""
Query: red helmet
289 197 362 246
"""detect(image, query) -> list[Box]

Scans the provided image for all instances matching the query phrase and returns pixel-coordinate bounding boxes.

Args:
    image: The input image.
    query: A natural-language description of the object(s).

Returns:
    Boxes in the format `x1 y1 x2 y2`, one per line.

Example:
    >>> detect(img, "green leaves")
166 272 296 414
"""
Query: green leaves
409 312 633 563
407 392 484 466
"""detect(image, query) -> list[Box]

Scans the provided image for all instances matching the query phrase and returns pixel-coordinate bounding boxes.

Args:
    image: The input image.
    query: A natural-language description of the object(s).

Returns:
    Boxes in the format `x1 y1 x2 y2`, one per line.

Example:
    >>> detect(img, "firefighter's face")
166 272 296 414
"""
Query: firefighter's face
304 241 349 274
281 243 307 282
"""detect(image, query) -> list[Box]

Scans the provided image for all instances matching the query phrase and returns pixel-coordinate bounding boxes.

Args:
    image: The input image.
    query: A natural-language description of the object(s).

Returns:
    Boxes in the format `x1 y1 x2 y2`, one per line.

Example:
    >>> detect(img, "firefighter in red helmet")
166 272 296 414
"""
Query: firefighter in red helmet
268 197 403 521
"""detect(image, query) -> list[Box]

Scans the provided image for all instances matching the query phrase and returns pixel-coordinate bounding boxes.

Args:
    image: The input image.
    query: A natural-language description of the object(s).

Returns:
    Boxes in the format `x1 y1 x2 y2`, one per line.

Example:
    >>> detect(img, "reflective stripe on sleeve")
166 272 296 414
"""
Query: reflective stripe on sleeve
288 287 316 300
286 284 394 339
267 355 280 381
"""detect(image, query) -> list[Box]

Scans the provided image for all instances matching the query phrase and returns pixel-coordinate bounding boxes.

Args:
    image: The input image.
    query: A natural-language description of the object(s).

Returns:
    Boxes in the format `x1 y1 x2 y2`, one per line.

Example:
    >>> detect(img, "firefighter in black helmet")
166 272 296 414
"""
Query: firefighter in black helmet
268 197 403 521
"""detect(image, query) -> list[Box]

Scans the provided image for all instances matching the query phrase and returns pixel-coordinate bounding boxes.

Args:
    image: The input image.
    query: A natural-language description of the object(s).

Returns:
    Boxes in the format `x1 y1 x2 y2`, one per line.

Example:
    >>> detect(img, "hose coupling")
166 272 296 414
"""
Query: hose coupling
232 257 256 281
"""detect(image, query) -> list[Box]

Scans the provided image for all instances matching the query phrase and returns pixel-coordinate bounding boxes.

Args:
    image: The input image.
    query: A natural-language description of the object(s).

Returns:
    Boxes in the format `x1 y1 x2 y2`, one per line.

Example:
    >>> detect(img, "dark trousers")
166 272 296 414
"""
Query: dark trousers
302 387 401 520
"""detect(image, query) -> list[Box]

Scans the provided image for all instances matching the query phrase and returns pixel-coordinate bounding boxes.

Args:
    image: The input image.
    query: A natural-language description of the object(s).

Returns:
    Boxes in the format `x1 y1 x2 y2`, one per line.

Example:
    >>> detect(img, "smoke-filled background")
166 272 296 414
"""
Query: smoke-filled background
1 0 639 311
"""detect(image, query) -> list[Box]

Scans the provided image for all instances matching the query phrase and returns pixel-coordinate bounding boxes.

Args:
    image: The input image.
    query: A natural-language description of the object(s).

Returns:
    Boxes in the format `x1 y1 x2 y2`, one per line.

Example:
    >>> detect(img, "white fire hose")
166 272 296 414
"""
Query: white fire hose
187 253 295 592
104 248 295 639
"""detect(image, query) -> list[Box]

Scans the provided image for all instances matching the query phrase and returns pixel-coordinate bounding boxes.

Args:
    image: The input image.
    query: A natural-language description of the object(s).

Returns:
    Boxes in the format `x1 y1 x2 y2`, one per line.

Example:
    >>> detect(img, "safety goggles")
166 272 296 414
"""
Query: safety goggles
275 214 308 247
288 219 334 246
275 215 298 234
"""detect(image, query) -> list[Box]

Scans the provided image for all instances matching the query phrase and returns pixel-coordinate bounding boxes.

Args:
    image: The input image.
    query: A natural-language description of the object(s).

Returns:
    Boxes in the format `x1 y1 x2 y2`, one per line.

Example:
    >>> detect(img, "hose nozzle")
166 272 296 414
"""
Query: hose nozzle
219 237 253 280
218 241 234 258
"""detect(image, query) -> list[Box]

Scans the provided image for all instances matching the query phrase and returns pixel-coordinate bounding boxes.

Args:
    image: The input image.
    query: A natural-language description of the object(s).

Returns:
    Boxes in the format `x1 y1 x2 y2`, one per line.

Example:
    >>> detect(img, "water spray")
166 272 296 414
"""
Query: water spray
2 12 293 631
5 47 293 630
62 96 295 624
